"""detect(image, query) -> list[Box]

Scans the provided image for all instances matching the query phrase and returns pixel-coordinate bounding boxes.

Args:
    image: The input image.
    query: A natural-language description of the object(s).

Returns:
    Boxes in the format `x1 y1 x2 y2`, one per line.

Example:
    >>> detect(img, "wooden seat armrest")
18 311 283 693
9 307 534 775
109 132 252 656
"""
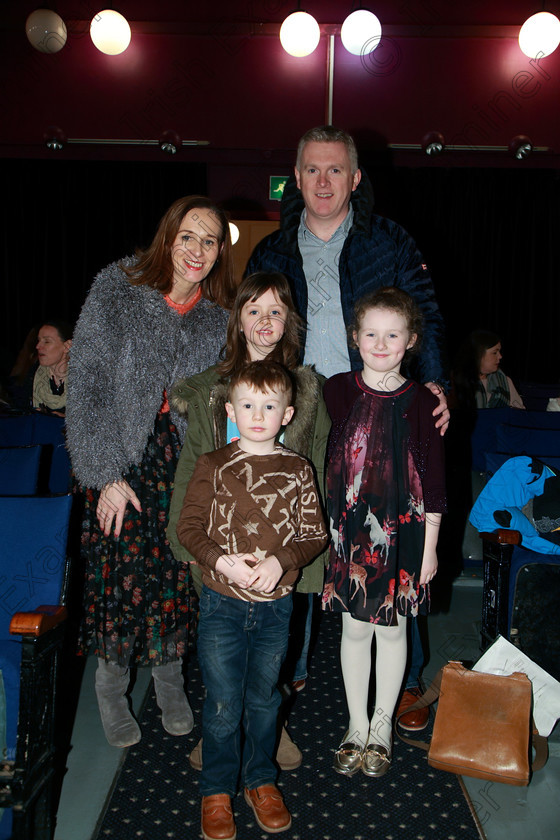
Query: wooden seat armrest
9 605 68 637
479 529 522 546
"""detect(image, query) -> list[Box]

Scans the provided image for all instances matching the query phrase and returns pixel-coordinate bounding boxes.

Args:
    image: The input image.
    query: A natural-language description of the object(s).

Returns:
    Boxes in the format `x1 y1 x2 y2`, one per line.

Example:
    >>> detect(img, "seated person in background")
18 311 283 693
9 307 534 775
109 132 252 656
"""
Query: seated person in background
177 360 327 840
33 321 72 415
452 329 524 410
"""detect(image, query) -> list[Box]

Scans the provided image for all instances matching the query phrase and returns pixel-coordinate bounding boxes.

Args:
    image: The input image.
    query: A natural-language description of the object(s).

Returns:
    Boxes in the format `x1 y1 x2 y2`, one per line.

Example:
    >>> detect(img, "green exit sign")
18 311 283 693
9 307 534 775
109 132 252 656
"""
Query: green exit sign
269 176 288 201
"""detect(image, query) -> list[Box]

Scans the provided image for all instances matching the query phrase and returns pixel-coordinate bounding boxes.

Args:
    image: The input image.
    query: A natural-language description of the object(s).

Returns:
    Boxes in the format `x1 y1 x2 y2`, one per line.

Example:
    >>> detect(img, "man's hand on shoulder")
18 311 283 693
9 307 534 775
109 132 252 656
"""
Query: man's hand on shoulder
425 381 449 437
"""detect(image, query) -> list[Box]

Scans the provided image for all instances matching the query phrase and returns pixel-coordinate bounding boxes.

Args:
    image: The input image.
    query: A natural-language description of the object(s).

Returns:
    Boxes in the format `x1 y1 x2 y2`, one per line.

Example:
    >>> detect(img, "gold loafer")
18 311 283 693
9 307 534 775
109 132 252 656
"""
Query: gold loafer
333 733 363 777
362 743 391 777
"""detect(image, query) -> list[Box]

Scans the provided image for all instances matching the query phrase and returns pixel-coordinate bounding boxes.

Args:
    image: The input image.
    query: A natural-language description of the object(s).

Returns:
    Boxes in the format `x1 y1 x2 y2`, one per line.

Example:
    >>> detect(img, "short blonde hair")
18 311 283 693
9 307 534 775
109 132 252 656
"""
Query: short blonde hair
296 126 359 173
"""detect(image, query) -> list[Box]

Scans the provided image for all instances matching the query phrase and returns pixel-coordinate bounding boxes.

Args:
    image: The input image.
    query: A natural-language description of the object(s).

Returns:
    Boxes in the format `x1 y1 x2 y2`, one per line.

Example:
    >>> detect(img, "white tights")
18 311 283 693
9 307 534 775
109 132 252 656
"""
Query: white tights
340 611 407 753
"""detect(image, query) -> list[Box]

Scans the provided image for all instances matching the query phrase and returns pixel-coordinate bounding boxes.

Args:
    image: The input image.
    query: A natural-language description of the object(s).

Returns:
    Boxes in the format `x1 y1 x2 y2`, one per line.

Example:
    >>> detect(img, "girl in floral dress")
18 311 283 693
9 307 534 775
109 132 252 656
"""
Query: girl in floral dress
322 287 446 778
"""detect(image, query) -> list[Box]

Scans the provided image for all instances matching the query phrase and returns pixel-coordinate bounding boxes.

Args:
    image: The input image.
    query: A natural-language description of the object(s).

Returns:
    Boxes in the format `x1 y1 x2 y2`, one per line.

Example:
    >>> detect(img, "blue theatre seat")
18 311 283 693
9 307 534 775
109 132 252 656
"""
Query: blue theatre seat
469 457 560 678
0 415 71 496
0 446 42 496
0 494 73 840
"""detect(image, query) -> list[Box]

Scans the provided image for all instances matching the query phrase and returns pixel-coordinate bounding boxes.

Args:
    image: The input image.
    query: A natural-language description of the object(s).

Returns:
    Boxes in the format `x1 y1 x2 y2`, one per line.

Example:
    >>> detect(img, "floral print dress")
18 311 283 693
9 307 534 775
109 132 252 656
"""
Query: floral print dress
77 293 199 667
78 412 189 666
323 375 429 625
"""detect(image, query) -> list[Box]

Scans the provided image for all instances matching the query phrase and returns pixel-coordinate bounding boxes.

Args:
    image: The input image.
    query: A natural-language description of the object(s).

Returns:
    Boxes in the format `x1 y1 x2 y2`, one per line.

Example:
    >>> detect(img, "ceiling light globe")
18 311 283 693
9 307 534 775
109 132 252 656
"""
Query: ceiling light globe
280 11 320 58
26 9 67 54
90 10 131 56
518 11 560 59
341 9 382 56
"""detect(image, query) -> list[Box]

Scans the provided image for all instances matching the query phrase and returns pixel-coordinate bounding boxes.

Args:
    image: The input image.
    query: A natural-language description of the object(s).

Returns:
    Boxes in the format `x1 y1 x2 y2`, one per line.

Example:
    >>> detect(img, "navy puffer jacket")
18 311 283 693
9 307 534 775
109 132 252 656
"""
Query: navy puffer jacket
246 170 448 388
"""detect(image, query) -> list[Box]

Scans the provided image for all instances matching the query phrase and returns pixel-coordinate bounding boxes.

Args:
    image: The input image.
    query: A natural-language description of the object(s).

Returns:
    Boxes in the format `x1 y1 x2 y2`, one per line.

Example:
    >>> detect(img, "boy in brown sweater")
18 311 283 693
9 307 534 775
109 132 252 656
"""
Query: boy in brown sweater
177 361 327 840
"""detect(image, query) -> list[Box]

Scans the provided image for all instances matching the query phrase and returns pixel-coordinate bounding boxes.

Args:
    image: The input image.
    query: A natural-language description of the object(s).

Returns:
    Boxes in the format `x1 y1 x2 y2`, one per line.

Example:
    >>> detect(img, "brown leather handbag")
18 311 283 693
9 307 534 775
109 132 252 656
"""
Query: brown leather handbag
396 661 548 786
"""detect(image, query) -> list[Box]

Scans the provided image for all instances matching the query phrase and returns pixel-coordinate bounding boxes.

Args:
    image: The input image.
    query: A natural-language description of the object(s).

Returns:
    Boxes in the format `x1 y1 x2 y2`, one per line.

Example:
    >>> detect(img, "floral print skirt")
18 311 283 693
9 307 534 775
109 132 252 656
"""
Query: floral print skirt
77 412 188 667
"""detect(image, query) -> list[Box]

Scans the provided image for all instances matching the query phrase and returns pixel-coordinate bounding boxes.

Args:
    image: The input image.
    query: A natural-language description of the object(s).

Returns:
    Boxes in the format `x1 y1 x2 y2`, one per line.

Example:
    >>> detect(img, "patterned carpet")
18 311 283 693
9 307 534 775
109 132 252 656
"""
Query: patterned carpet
95 611 485 840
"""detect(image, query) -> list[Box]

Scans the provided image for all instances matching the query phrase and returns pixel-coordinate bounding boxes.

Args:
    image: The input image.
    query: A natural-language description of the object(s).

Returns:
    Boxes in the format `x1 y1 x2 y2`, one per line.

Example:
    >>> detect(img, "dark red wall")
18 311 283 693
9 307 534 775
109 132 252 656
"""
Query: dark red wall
2 0 559 180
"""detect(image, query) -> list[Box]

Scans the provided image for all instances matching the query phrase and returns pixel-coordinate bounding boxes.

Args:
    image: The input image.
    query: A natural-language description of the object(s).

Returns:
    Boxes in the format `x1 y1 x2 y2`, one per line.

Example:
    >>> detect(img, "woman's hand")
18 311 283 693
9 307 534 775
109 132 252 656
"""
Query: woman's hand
97 480 142 538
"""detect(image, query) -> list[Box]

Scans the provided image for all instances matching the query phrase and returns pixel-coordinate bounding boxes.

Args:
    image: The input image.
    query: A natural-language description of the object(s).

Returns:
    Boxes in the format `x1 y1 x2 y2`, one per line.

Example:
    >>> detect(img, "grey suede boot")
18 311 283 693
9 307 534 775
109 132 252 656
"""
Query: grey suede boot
95 658 141 747
152 660 194 736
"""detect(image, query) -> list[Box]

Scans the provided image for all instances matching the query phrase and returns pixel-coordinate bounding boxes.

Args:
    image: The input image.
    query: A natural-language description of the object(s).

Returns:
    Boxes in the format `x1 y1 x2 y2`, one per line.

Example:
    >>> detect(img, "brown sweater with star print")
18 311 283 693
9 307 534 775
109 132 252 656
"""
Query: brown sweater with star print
177 441 328 602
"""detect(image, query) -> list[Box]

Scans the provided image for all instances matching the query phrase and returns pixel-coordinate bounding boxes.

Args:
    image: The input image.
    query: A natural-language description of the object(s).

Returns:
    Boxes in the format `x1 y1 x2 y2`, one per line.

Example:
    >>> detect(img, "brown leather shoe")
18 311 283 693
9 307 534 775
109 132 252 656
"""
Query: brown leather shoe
201 794 236 840
244 784 292 833
396 687 429 731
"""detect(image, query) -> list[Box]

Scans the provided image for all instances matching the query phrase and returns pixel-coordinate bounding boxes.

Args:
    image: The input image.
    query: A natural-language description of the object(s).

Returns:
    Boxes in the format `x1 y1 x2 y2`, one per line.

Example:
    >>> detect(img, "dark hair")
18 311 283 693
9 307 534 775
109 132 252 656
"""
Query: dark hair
296 125 359 173
452 329 501 409
218 272 303 378
40 320 73 342
122 195 236 310
228 360 293 405
351 287 423 356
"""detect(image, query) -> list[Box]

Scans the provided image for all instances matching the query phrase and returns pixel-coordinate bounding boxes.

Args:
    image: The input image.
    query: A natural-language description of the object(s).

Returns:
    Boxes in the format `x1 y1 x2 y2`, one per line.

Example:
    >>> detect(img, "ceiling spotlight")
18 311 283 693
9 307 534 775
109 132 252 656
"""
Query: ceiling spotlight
280 11 321 57
519 11 560 59
44 126 66 151
26 8 67 53
341 9 382 56
159 131 182 154
509 135 533 160
422 131 445 156
90 9 131 55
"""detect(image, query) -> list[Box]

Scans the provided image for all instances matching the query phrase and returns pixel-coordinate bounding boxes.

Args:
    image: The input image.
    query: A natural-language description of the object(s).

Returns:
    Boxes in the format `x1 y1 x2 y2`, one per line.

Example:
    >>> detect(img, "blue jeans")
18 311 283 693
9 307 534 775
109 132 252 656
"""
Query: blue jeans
291 592 313 682
197 586 293 796
406 617 424 689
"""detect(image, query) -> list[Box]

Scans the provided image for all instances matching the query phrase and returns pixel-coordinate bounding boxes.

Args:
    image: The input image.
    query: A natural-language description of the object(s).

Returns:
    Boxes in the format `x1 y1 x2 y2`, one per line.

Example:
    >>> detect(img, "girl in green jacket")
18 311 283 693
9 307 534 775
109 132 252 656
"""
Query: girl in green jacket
167 270 330 770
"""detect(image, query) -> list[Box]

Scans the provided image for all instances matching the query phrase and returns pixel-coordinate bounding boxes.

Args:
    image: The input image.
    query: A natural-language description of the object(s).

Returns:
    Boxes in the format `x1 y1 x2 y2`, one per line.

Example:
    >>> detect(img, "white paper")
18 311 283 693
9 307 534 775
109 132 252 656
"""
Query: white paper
473 635 560 737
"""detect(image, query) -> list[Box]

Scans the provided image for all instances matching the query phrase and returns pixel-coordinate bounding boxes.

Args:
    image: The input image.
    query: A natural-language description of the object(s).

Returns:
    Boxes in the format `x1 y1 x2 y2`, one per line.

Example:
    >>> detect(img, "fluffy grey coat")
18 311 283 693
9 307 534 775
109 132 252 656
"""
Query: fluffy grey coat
66 259 228 488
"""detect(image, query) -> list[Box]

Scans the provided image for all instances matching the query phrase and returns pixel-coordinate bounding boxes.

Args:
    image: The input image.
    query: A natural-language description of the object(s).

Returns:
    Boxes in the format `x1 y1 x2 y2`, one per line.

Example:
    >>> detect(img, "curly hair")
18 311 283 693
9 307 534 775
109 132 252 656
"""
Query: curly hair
351 287 423 356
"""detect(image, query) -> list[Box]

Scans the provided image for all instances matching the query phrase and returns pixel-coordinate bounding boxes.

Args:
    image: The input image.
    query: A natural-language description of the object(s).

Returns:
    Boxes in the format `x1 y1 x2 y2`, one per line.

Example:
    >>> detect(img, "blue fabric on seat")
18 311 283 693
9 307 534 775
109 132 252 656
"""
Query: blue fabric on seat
29 413 65 446
495 424 560 457
0 416 34 446
48 443 72 494
470 407 511 471
505 410 560 429
0 413 65 447
0 495 73 758
0 446 41 495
